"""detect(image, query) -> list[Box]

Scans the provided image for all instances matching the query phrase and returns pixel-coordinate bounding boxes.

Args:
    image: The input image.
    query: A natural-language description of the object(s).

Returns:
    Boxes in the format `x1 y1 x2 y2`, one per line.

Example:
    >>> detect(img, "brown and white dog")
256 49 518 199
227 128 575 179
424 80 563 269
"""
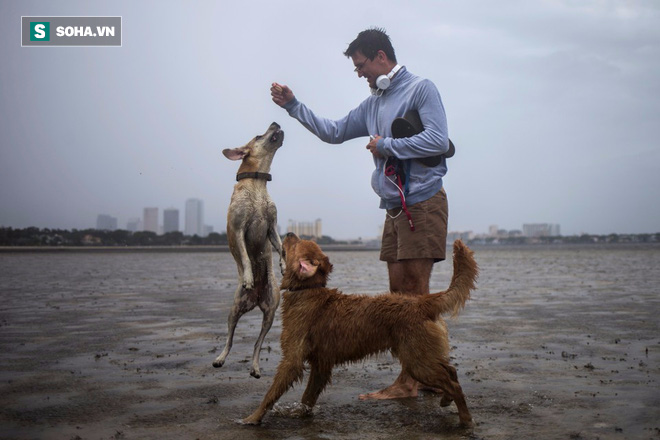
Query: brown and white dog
212 122 285 379
241 233 478 426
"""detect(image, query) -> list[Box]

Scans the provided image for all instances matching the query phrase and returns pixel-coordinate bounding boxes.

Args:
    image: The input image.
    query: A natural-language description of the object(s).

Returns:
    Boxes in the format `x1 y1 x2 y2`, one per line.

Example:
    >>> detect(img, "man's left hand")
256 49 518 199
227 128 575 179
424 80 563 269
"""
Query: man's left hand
367 135 383 158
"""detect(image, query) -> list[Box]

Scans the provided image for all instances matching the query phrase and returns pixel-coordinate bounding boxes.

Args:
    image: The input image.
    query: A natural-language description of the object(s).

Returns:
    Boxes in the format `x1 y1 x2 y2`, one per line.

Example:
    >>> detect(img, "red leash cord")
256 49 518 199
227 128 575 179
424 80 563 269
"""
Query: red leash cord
384 163 415 231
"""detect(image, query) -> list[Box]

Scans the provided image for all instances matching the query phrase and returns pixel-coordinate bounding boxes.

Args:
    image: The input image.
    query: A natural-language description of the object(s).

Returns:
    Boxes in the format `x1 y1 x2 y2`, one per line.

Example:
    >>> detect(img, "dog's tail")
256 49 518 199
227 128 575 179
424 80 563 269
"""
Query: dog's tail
425 240 478 318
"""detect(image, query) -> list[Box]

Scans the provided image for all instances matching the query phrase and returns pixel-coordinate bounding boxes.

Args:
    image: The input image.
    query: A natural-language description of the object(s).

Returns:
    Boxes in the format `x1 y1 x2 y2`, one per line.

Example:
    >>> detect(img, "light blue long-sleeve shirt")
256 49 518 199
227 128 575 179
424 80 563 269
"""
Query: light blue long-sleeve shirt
283 66 449 209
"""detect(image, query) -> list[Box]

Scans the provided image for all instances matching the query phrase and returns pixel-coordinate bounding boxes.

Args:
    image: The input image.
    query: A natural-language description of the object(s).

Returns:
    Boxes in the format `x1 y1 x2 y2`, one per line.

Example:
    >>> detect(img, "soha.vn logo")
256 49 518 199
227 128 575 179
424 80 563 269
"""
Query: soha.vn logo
30 21 116 40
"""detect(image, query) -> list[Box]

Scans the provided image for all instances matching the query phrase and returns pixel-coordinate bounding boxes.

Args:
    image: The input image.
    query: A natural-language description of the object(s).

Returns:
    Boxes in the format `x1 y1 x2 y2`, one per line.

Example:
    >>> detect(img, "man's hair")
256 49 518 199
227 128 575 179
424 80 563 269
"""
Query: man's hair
343 27 397 62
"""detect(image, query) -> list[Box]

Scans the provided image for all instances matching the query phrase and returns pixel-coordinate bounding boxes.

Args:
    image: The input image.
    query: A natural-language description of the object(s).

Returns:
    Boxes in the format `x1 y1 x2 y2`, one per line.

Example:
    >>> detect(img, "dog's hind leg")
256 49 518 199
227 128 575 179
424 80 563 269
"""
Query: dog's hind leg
400 325 472 426
406 360 472 426
213 285 255 368
250 279 281 378
440 369 471 427
439 363 457 407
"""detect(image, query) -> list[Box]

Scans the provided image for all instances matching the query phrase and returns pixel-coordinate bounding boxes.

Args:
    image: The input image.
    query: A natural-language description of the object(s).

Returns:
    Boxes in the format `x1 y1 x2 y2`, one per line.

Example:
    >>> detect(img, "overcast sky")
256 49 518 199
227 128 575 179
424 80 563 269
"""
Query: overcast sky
1 0 658 239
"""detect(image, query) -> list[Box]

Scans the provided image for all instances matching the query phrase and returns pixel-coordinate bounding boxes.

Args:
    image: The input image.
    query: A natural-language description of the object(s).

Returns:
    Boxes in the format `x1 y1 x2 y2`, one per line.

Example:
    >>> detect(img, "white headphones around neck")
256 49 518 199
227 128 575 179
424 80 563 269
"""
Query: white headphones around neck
375 64 402 91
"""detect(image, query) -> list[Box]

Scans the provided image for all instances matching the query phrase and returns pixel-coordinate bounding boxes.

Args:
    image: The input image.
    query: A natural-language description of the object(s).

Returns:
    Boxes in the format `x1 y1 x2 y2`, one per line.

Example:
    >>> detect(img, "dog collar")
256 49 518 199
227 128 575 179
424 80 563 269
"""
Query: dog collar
236 172 272 182
284 284 326 292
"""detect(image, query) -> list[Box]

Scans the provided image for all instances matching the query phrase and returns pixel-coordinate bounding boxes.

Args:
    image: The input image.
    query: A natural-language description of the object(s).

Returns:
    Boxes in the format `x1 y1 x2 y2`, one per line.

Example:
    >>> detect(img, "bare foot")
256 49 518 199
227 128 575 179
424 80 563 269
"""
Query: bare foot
359 379 418 400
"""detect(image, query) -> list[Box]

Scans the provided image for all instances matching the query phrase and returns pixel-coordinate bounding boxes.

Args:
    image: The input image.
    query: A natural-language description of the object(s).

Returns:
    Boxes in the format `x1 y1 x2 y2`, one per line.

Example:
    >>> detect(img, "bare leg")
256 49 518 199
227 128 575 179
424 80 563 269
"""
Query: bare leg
359 259 434 400
386 258 434 296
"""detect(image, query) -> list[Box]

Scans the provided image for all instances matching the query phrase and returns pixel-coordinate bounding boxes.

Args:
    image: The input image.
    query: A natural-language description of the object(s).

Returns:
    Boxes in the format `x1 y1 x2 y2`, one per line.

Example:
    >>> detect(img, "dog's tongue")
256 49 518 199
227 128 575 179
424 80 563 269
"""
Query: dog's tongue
299 260 312 274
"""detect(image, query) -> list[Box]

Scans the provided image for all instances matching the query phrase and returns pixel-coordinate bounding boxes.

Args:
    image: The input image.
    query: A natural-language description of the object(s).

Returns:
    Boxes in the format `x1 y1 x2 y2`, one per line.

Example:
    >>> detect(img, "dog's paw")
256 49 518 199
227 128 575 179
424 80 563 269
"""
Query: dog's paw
241 278 254 290
236 417 260 425
238 267 254 289
212 352 227 368
272 402 313 418
458 418 474 429
250 368 261 379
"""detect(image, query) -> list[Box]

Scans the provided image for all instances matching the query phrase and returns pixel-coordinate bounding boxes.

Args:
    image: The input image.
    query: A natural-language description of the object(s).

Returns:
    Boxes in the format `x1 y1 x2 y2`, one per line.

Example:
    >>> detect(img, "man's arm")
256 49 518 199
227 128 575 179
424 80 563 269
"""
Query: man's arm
376 80 449 160
271 82 369 144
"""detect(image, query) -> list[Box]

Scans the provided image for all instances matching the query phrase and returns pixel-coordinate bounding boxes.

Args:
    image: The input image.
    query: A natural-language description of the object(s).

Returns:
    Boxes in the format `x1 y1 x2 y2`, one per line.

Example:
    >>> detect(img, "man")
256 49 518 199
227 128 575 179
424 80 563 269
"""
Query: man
270 28 450 400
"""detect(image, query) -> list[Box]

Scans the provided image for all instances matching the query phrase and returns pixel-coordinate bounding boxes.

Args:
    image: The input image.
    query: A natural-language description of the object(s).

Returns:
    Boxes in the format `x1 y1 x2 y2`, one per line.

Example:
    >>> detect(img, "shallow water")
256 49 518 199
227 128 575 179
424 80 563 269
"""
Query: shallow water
0 244 659 439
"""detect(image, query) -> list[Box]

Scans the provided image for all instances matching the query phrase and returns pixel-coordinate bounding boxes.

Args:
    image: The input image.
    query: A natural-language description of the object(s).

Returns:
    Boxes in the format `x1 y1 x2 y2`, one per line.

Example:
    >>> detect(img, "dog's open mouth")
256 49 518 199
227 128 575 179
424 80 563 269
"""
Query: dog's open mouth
270 130 283 143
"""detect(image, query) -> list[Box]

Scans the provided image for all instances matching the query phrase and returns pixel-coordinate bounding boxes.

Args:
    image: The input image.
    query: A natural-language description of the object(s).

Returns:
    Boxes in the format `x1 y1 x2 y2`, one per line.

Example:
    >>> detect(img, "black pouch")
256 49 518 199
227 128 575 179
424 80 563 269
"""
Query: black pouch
390 110 455 167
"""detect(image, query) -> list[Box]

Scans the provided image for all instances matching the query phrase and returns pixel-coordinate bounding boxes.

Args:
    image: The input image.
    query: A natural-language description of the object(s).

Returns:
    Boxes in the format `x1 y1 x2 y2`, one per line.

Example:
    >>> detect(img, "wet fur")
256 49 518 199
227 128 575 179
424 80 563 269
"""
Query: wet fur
212 122 285 379
242 234 478 426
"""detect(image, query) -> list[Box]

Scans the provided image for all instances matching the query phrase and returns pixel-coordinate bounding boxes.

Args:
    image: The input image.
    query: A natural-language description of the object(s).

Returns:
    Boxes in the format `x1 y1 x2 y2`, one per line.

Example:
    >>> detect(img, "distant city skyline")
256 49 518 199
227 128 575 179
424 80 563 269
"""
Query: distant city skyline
449 223 562 242
24 205 658 240
90 198 210 236
88 211 571 241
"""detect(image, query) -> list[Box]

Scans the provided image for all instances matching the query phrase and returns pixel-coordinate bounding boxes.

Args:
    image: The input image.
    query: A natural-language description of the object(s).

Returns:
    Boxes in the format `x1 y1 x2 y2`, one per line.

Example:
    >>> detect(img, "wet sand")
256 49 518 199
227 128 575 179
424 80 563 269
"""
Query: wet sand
1 245 659 439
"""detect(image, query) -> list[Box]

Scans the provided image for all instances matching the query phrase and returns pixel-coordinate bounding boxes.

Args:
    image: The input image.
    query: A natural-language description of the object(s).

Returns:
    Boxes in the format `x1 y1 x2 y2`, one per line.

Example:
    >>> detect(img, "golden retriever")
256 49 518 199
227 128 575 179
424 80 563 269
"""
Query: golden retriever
241 233 478 427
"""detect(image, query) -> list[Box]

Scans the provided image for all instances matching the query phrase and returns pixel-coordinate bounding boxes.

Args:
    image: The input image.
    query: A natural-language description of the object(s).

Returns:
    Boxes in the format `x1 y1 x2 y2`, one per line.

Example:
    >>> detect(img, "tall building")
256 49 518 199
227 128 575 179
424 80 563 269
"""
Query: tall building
143 207 159 233
96 214 117 231
287 218 322 238
163 208 179 233
185 198 204 237
523 223 561 237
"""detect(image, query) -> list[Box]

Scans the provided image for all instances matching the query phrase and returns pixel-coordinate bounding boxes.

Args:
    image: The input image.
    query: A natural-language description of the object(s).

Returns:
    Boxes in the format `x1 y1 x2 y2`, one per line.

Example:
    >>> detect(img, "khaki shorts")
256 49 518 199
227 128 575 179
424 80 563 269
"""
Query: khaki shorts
379 188 448 263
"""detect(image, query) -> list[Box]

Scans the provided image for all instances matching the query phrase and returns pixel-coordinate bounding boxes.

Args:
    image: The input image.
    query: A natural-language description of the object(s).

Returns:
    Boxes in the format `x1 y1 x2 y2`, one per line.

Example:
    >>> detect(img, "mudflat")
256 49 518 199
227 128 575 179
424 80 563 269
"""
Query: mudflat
1 245 658 439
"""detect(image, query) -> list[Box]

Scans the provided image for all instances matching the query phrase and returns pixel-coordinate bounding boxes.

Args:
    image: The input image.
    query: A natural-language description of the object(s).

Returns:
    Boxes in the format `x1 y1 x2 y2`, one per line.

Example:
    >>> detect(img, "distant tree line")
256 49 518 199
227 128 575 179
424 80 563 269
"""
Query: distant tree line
1 227 657 247
0 227 351 247
0 227 228 247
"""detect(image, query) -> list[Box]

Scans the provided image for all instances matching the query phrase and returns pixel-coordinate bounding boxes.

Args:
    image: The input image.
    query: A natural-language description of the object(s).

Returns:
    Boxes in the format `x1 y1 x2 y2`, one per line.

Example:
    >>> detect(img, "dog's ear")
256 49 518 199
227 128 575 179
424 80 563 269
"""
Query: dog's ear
222 146 249 161
319 256 333 276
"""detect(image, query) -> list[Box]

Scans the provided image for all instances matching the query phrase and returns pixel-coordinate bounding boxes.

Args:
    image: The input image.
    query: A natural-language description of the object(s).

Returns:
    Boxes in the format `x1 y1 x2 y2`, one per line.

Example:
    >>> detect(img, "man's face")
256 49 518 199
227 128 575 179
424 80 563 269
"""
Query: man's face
351 50 386 89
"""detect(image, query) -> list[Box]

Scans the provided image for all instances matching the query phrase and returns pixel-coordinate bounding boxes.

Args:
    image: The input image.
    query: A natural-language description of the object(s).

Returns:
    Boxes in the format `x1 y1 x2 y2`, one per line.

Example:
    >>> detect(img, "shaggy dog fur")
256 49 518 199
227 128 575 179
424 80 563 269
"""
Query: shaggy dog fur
241 233 478 426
